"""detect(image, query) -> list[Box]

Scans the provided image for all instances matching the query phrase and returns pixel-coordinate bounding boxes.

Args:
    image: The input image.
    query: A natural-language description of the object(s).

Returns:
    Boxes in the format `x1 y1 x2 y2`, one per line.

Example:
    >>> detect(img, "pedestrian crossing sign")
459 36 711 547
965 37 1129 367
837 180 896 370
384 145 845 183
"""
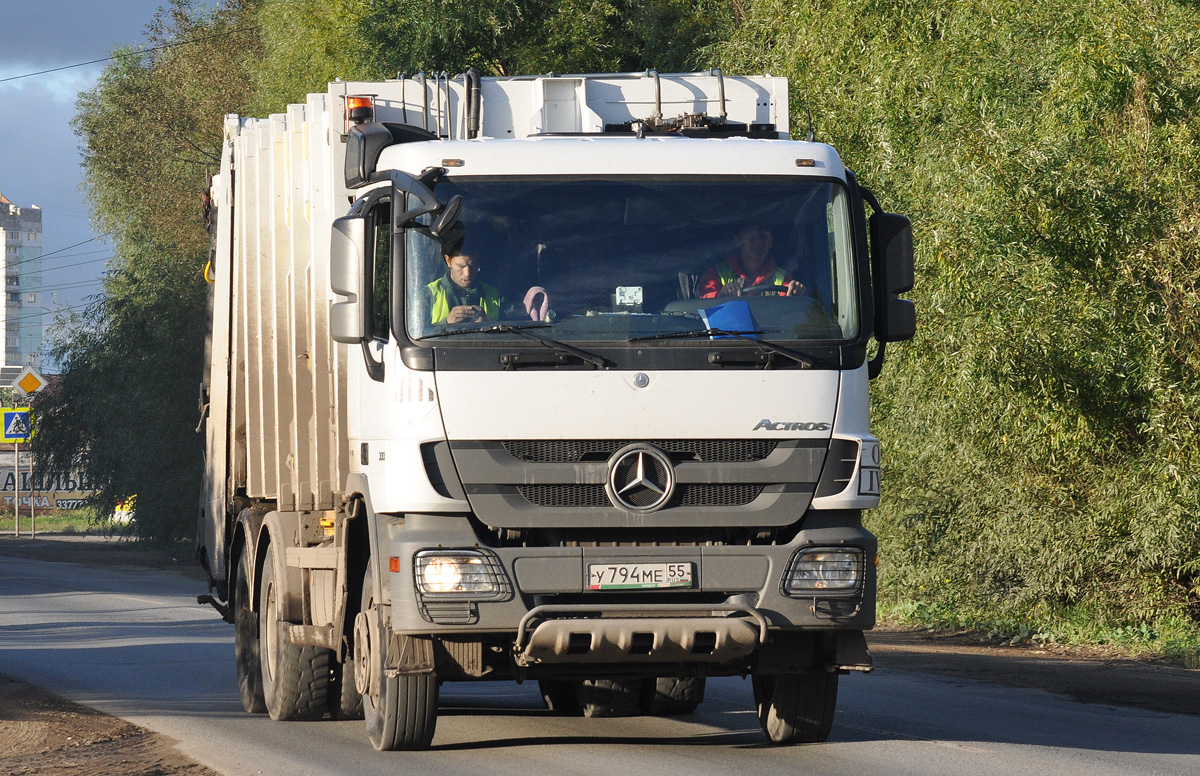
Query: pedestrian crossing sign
1 408 32 443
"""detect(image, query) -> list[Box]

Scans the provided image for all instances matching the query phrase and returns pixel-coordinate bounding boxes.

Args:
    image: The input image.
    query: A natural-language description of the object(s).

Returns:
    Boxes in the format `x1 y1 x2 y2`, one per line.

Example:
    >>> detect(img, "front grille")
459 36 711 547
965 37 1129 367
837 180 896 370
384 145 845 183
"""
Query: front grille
517 485 610 508
517 484 763 508
503 439 776 463
676 484 763 506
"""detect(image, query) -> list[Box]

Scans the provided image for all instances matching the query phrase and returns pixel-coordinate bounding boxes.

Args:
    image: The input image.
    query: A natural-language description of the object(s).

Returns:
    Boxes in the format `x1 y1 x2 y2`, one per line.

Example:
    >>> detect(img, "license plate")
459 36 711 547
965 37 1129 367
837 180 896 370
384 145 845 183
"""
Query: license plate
588 562 693 590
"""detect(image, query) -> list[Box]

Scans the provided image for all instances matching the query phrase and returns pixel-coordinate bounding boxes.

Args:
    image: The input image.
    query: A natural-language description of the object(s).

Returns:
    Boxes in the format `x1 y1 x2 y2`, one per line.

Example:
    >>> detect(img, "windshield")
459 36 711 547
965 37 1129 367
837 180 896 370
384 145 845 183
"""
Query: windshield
405 177 859 343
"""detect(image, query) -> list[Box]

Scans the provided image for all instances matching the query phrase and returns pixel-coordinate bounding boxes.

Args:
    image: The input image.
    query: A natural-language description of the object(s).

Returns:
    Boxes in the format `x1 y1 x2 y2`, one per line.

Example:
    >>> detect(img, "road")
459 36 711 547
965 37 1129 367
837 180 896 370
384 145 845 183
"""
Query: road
1 550 1198 776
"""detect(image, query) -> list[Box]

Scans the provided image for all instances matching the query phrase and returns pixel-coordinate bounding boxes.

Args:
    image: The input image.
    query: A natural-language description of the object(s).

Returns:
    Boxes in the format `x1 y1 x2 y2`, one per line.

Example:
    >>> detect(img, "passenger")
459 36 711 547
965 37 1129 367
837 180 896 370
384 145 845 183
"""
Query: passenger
425 243 548 324
697 225 805 299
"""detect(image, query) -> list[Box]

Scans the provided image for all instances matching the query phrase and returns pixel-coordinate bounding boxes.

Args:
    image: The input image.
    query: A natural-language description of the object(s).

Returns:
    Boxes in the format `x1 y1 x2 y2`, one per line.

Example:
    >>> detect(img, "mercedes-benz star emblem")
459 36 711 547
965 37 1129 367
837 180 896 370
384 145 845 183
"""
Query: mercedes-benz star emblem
606 444 675 512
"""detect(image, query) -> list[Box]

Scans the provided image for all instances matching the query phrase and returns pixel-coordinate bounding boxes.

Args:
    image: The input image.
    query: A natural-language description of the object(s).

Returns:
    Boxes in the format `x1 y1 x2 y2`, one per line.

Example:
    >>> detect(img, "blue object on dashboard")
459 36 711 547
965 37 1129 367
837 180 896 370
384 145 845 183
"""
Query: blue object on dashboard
700 300 757 339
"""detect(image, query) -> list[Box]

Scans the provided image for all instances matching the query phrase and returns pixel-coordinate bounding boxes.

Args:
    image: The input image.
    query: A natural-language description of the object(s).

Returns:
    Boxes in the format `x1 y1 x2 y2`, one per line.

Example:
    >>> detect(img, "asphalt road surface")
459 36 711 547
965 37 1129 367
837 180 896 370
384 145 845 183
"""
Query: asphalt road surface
2 547 1198 776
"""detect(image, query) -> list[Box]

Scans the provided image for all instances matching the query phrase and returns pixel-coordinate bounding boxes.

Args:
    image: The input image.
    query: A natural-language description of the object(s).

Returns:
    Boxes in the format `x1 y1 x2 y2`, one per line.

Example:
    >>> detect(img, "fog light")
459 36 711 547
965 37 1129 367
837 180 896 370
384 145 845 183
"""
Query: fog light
783 548 863 595
414 550 498 595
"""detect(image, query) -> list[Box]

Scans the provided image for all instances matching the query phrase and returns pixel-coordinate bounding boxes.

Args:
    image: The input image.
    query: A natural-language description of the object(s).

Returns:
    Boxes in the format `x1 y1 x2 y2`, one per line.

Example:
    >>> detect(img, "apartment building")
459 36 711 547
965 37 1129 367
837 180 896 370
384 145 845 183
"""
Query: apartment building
0 190 44 377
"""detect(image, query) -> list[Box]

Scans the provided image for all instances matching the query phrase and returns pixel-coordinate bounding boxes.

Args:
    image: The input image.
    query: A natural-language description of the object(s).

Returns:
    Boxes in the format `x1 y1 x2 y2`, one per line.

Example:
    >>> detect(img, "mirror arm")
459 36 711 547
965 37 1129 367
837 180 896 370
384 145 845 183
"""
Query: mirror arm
860 186 882 215
867 342 886 380
384 168 452 230
361 341 385 382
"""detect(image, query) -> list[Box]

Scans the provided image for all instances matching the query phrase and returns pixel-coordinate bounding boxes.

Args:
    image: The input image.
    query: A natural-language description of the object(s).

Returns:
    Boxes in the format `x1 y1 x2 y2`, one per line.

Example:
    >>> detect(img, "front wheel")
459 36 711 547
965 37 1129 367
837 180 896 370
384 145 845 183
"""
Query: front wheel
356 561 438 750
752 671 838 744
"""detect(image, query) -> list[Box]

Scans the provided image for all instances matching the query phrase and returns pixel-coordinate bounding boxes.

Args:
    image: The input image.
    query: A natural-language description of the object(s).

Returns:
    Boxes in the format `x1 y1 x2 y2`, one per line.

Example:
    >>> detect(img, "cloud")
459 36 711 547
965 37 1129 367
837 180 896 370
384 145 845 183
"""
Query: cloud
0 82 100 289
0 68 104 105
0 0 219 319
0 1 167 68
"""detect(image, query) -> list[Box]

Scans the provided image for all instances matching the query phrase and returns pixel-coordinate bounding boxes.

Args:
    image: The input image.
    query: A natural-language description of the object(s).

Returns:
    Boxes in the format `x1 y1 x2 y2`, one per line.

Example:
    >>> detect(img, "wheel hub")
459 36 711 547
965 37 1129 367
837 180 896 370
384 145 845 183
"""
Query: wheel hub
353 610 375 696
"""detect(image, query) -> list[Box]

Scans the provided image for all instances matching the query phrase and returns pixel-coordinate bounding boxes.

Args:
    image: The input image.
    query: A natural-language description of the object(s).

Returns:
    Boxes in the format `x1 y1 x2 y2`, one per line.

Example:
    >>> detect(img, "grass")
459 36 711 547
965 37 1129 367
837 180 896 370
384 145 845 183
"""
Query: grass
879 599 1200 669
0 508 131 536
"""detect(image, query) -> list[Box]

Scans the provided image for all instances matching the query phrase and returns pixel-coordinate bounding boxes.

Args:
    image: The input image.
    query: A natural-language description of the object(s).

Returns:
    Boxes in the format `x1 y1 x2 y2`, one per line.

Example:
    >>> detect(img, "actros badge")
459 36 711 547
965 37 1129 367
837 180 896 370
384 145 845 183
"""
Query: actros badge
753 419 831 432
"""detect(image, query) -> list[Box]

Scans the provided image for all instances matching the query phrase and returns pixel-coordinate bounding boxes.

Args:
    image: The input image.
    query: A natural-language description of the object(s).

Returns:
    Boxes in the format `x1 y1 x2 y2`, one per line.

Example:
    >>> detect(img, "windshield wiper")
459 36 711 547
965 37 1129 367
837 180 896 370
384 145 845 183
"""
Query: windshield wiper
421 323 610 369
630 329 815 368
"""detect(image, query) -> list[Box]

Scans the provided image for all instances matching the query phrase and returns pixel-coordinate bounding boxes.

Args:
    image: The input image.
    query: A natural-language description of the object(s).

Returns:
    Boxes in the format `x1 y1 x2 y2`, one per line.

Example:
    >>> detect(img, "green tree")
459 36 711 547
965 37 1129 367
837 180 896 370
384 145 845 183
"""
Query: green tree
353 0 739 77
717 0 1200 629
34 0 261 541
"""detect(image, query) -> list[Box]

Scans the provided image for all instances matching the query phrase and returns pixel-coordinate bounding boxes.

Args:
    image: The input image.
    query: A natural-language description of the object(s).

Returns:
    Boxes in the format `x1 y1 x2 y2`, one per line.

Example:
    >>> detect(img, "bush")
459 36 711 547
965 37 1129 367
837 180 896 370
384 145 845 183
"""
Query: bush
718 0 1200 633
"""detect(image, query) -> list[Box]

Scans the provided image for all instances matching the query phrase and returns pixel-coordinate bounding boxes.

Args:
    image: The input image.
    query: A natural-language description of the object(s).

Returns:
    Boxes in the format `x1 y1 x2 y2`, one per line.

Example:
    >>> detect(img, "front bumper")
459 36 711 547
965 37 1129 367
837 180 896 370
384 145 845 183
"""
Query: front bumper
382 511 875 667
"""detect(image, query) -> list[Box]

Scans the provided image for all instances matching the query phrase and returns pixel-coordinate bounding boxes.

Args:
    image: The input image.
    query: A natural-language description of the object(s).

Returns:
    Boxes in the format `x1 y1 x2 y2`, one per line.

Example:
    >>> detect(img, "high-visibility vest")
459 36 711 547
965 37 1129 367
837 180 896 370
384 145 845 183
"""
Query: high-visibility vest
715 260 789 294
427 277 502 323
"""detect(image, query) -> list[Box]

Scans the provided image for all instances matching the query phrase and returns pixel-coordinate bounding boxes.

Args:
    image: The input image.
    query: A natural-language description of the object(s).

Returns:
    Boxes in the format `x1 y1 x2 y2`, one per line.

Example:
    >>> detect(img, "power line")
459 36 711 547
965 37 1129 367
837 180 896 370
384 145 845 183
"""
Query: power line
33 249 112 266
0 25 257 84
9 255 113 276
6 300 100 325
0 55 118 83
7 249 110 272
3 239 103 272
38 238 99 260
36 280 104 294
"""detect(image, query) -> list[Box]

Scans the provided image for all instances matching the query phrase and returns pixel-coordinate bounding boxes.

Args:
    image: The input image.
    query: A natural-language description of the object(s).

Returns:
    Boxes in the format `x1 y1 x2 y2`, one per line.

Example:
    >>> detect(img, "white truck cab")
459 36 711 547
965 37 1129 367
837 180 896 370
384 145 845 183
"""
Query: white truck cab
198 69 914 752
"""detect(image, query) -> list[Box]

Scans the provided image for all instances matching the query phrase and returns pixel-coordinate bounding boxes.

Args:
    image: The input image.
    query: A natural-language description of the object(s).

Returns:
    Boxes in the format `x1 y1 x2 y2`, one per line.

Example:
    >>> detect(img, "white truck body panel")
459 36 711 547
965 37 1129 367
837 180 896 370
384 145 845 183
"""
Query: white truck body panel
377 134 844 178
326 73 788 141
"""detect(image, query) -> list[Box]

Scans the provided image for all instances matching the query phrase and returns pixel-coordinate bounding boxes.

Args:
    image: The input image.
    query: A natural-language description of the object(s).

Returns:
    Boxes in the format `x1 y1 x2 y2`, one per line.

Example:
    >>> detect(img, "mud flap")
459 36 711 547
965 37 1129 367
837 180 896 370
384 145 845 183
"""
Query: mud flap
833 630 872 672
387 632 436 676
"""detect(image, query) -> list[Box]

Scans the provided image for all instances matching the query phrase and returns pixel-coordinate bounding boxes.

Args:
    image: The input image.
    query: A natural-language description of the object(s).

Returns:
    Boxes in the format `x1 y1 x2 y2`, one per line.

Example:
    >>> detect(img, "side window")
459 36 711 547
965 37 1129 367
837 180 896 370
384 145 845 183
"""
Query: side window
368 201 392 340
405 206 442 339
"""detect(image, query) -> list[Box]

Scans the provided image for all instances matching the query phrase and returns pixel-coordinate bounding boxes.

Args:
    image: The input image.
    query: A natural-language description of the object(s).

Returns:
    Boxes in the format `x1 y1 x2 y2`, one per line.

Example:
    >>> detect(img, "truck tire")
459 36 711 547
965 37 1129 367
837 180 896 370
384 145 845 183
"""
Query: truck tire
357 561 438 750
642 676 705 716
577 678 647 718
538 679 583 716
259 541 330 720
234 546 266 714
328 657 364 720
752 670 838 744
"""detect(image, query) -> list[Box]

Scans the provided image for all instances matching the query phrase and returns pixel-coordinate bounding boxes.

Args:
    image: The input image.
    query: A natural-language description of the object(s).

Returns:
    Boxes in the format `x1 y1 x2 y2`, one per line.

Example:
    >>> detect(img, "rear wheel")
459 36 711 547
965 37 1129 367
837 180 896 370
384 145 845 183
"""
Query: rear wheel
642 676 705 716
259 541 329 720
233 546 265 714
577 677 647 718
329 553 364 721
356 560 438 750
752 671 838 744
328 656 364 720
538 679 583 716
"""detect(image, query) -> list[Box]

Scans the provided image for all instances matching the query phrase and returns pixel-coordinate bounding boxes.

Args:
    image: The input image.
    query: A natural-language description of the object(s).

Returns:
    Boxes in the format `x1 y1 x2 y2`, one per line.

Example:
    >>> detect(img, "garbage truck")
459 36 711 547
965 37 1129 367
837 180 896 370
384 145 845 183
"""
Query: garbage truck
196 69 915 751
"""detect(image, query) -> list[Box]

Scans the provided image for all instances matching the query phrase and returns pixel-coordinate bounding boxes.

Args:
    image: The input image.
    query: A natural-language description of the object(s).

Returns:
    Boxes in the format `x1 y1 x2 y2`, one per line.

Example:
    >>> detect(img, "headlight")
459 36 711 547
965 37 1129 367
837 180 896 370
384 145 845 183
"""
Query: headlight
782 548 863 595
414 550 499 595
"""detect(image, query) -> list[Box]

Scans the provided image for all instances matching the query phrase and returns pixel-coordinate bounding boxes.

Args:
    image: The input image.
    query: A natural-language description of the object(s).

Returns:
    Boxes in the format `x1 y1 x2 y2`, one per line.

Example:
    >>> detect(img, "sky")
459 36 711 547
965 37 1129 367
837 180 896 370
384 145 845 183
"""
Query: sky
0 1 198 332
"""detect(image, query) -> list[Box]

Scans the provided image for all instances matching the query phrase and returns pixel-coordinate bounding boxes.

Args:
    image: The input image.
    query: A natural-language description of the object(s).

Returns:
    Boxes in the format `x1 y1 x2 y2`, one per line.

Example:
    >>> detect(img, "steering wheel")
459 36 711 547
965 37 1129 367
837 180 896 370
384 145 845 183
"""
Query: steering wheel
739 283 791 295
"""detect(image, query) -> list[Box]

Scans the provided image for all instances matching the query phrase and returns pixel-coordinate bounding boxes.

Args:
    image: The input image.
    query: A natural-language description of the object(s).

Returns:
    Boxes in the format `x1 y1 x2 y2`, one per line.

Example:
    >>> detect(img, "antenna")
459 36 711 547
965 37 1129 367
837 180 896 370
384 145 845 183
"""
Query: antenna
802 60 815 142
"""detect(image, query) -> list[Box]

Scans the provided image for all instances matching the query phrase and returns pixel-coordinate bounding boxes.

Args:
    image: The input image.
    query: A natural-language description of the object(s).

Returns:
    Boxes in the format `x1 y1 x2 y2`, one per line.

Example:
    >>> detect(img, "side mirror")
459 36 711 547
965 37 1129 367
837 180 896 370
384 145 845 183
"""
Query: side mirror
870 212 916 342
431 194 463 238
330 214 368 343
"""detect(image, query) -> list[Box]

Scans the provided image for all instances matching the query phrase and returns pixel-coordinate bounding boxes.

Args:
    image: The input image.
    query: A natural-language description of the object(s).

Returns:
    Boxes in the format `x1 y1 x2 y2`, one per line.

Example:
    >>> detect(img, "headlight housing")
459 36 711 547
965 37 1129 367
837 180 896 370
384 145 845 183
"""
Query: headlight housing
414 550 501 596
782 547 863 596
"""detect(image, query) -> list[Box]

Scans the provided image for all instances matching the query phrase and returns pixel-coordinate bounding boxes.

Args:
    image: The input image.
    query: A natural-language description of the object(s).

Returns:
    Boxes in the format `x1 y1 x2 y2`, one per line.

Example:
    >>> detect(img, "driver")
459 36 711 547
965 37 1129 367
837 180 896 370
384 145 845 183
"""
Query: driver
697 225 805 299
425 241 549 324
